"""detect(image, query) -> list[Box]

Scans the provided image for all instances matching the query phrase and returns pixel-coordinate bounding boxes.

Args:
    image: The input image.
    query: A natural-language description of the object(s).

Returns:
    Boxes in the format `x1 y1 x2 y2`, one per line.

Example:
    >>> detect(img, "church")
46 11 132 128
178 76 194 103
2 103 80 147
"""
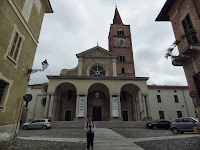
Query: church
24 8 196 123
42 7 150 122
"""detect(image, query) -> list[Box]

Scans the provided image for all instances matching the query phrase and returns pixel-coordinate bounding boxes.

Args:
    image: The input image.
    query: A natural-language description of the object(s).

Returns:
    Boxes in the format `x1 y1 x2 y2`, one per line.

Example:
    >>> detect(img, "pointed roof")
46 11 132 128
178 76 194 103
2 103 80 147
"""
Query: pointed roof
113 7 123 24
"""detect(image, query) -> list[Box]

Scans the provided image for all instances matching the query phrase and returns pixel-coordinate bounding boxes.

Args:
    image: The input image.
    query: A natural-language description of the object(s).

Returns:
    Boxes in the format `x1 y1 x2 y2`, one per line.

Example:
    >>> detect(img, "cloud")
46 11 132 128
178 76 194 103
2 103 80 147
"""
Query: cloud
29 0 188 86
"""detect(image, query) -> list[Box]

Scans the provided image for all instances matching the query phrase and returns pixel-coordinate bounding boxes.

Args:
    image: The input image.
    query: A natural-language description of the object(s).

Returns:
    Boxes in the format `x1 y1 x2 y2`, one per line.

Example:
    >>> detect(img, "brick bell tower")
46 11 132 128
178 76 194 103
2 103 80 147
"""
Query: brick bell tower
108 7 135 77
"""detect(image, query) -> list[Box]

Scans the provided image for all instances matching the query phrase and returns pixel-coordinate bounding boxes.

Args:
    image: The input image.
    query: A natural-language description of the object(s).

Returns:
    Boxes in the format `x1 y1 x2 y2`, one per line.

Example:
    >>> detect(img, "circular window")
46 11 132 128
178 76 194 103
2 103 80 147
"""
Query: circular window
90 66 105 77
41 98 46 107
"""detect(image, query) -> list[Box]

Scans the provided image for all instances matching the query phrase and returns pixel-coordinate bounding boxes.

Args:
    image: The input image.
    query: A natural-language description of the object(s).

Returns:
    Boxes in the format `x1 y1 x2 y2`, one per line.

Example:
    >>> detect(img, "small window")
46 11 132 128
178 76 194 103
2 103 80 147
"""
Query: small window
182 14 199 44
157 95 161 103
9 32 22 61
177 111 182 118
159 111 165 119
4 24 24 66
0 80 9 107
174 95 179 103
117 29 124 36
122 68 125 73
158 90 160 92
119 56 125 62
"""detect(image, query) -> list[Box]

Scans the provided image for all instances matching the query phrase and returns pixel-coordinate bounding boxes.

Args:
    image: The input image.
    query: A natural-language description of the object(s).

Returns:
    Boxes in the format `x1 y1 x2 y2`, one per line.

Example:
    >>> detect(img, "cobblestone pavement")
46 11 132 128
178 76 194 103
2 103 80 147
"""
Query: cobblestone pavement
111 128 174 138
18 128 86 138
135 137 200 150
0 139 86 150
1 128 200 150
111 128 200 150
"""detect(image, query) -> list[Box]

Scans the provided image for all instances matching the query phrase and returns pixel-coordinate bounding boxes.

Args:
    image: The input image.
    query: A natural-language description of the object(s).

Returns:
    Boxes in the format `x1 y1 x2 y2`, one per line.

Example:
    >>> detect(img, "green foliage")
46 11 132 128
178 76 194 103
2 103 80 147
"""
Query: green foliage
165 28 197 59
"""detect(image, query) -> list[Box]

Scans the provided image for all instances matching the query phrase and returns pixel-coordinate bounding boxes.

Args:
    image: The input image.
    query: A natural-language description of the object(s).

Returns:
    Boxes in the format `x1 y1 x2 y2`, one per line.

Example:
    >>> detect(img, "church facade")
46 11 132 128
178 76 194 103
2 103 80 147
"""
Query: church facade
41 8 151 122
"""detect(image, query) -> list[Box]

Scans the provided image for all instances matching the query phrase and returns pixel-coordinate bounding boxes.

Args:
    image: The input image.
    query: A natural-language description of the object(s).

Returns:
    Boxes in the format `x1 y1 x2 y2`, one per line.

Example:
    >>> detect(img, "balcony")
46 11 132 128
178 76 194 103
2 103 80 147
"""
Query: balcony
172 43 200 66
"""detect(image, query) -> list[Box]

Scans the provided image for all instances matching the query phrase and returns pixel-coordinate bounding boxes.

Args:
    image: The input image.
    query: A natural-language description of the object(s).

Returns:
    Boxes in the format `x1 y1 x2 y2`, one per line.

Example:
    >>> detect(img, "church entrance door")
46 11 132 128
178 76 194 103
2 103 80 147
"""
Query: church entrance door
92 106 102 121
123 111 128 121
65 110 71 121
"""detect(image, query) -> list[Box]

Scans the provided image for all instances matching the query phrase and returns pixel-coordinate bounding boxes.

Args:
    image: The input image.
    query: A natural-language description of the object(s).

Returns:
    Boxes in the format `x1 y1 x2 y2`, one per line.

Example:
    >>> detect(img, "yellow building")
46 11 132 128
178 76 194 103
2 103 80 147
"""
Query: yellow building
0 0 53 140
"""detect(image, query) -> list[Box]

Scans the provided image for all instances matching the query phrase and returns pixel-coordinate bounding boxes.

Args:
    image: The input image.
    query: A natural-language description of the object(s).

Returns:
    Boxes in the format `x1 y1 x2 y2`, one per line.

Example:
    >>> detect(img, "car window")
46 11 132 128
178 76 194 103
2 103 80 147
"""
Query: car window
182 118 193 122
32 120 38 123
175 119 182 122
41 120 45 122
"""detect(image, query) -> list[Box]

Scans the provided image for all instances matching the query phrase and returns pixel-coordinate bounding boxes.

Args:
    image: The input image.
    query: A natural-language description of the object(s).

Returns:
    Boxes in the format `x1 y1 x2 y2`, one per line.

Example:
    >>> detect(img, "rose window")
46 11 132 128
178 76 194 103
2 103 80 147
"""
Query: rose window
90 66 105 77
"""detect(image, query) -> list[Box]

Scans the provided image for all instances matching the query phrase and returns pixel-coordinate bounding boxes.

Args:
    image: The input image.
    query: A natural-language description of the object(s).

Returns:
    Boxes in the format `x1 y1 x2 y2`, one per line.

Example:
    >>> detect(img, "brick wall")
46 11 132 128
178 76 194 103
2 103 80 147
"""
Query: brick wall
109 24 135 77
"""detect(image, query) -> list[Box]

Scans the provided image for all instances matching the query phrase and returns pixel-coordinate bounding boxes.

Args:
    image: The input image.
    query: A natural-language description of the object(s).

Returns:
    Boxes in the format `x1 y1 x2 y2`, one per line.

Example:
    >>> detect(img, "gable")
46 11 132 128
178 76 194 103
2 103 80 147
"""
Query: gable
76 46 118 58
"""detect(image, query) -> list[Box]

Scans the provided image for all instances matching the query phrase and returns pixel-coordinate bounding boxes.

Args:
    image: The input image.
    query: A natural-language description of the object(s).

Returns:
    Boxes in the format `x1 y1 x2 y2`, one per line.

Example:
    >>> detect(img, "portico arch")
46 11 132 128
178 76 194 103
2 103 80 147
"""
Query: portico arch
87 83 110 121
120 84 140 121
54 82 77 121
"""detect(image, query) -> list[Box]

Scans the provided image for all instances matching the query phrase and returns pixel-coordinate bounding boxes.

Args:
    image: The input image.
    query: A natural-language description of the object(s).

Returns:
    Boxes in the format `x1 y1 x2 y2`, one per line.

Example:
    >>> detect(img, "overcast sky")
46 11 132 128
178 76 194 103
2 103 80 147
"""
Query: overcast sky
29 0 188 86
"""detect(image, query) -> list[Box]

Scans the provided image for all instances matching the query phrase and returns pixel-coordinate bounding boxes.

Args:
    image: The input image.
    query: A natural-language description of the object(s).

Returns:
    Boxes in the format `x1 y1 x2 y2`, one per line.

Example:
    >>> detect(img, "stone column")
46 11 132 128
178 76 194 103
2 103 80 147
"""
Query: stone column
48 94 55 119
43 94 50 118
142 94 152 121
142 94 147 118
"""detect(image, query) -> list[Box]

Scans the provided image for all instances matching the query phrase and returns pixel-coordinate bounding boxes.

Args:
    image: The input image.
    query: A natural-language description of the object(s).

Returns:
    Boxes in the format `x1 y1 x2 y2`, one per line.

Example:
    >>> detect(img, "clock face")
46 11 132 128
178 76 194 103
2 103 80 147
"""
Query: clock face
117 38 126 46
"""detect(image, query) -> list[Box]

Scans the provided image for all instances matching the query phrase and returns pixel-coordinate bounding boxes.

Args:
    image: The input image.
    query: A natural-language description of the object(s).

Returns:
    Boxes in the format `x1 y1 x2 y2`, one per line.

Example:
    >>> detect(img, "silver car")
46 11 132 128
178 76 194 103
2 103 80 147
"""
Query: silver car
23 119 52 130
170 117 199 134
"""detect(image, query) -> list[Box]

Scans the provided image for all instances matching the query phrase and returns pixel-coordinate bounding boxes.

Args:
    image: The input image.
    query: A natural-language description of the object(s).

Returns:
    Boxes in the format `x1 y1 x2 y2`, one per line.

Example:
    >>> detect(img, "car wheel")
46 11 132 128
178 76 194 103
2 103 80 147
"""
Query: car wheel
42 125 47 130
172 128 179 134
153 126 157 130
23 125 28 130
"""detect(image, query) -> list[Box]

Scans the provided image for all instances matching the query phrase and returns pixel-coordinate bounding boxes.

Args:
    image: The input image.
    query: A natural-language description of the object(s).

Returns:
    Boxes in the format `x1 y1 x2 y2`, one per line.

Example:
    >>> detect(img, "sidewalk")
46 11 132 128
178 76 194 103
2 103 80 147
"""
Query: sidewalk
90 128 143 150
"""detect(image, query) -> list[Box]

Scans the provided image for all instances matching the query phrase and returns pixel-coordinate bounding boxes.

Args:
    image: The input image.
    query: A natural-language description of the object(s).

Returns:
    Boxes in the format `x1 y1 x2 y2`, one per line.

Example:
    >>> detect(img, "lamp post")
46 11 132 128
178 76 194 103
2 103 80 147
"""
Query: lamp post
27 60 49 74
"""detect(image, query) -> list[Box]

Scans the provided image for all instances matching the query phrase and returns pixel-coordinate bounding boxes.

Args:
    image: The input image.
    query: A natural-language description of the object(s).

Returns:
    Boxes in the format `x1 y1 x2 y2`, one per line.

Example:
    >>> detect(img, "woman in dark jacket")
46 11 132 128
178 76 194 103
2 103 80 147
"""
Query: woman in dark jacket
84 117 96 150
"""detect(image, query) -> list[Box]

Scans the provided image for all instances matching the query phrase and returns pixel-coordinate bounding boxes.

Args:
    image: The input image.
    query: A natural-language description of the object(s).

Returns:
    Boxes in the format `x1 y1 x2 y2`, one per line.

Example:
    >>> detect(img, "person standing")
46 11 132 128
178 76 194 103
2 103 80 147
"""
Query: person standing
84 117 96 150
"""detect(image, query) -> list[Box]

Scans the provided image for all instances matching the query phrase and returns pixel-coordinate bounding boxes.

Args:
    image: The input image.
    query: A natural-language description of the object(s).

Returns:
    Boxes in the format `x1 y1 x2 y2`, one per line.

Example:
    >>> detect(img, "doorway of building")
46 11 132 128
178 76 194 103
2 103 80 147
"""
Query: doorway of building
123 111 128 121
65 110 71 121
92 107 102 121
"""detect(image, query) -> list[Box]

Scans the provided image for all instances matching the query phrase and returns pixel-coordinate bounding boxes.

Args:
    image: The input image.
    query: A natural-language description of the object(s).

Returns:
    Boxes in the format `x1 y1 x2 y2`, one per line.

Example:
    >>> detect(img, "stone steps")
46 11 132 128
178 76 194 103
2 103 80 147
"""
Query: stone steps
52 121 148 128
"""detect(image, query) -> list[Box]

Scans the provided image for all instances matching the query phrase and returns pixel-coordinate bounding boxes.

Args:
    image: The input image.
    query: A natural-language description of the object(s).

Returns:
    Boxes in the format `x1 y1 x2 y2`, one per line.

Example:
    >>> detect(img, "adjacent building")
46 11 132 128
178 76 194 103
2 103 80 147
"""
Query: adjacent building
156 0 200 118
0 0 53 140
148 85 196 120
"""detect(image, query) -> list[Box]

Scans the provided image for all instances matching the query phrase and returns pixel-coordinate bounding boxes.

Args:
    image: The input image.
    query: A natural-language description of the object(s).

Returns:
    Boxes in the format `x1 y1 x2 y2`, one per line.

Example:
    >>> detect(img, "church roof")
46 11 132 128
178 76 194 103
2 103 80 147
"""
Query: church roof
76 46 118 58
113 7 123 24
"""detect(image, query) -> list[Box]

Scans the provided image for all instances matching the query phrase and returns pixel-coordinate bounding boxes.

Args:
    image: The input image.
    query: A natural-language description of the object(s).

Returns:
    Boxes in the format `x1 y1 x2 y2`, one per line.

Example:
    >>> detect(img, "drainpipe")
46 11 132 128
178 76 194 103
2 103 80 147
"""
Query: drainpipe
182 88 190 117
193 0 200 20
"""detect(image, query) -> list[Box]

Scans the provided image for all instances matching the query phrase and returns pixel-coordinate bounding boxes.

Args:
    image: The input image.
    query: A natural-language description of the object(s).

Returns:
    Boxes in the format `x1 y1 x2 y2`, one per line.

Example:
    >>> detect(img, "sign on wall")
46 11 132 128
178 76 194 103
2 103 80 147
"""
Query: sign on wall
112 96 119 117
78 96 85 117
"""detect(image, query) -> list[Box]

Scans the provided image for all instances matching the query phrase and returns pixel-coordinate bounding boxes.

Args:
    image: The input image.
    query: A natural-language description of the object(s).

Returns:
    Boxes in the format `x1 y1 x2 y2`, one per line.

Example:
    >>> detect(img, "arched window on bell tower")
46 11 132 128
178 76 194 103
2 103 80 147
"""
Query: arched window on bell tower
117 28 124 36
122 67 125 73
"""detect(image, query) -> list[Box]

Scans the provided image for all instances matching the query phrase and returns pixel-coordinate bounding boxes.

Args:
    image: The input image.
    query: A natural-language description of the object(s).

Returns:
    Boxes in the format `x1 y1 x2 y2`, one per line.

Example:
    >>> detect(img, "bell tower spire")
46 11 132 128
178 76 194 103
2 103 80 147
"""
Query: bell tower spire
108 7 135 77
113 7 123 24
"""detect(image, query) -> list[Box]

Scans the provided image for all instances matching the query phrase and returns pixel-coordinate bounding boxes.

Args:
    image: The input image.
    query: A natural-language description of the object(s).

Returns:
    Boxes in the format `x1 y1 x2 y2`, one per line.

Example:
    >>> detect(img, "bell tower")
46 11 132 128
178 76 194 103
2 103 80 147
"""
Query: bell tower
108 7 135 77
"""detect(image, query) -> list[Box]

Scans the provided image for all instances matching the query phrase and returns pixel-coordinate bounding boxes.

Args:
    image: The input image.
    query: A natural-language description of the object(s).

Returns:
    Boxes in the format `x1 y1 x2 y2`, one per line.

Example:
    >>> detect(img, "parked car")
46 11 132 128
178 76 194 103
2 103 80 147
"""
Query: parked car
23 119 52 130
170 117 199 134
146 119 171 129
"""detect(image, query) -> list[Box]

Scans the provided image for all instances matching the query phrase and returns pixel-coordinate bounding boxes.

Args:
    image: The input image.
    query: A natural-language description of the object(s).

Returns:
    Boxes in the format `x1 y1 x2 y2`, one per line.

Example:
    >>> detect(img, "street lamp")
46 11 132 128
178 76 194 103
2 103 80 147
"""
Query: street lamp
27 60 49 74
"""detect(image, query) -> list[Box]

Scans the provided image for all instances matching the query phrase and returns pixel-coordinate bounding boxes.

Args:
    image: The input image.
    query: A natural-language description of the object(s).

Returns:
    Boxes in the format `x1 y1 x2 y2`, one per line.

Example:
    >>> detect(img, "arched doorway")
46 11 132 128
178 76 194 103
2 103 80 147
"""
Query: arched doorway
120 84 140 121
54 82 77 121
87 83 110 121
